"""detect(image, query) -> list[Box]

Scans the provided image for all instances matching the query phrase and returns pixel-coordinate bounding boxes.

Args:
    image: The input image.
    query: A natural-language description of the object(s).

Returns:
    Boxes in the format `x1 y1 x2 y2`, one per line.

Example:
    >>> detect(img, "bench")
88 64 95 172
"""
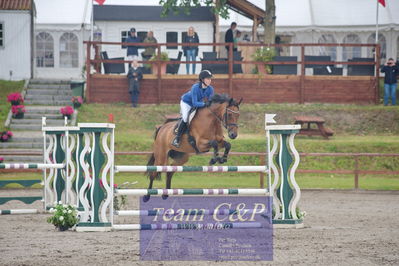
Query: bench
294 116 334 139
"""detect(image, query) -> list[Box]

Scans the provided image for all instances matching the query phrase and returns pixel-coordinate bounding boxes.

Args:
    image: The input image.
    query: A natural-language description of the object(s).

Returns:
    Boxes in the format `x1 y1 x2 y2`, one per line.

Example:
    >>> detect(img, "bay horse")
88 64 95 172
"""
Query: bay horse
144 94 242 202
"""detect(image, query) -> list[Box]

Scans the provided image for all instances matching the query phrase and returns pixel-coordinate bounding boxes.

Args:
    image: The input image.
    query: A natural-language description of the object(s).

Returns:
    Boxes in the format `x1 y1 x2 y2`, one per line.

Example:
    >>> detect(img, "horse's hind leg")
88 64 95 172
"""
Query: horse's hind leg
143 148 169 202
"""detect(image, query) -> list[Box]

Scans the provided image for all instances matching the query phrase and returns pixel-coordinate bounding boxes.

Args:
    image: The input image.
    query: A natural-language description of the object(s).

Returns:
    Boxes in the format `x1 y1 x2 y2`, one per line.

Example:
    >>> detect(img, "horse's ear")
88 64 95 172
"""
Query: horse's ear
238 98 243 105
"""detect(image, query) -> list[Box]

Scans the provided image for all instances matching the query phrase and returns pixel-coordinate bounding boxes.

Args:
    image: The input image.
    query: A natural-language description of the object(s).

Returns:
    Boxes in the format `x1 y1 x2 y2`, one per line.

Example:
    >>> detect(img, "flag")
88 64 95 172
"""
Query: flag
94 0 106 5
378 0 385 7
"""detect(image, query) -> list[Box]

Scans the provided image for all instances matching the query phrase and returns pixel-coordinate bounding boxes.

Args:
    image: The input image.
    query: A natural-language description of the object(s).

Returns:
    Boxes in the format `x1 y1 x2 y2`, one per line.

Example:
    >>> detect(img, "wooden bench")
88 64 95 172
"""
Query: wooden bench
294 116 334 139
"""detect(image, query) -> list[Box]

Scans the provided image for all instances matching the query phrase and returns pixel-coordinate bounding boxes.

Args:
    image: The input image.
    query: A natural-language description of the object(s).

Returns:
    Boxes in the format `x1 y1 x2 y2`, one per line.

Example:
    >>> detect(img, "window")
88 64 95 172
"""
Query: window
318 34 337 61
0 22 3 47
342 34 361 61
121 31 128 48
367 33 386 60
166 32 178 49
137 31 147 42
60 32 78 68
36 32 54 67
397 36 399 60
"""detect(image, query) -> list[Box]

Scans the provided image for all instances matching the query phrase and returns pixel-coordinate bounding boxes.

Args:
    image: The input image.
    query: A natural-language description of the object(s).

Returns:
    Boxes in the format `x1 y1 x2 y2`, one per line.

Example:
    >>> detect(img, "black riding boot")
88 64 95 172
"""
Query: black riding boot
171 121 187 148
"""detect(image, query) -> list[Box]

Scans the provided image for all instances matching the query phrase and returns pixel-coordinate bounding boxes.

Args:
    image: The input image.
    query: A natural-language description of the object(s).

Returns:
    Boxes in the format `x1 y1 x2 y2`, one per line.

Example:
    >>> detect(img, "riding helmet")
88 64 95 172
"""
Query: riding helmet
199 70 213 80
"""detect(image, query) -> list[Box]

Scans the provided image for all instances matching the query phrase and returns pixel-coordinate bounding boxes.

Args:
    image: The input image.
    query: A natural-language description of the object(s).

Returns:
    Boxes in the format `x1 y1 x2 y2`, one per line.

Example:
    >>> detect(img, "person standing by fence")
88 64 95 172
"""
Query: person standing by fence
126 28 141 61
127 60 143 108
381 58 399 106
183 26 199 75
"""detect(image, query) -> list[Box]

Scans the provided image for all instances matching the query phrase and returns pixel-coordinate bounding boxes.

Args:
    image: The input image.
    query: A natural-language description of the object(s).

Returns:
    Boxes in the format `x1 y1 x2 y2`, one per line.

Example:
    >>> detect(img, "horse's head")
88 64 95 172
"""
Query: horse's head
224 97 242 139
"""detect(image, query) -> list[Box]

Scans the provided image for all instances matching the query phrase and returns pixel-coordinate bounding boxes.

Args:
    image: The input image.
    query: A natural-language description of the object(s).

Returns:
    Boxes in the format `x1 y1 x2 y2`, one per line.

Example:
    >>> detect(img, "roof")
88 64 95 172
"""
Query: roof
0 0 32 10
94 5 214 22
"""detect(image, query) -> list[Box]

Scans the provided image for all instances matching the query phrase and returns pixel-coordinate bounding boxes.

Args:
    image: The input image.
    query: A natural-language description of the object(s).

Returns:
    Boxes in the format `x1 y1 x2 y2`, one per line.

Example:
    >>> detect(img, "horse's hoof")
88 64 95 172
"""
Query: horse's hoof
217 157 226 164
162 195 169 200
209 158 217 165
143 195 150 202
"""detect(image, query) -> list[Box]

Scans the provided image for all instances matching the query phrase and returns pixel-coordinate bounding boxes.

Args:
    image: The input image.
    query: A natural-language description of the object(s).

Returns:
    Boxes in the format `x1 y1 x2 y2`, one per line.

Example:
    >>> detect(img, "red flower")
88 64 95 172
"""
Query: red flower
60 106 74 115
0 157 3 163
6 131 13 137
1 135 8 140
71 96 84 104
7 92 24 103
11 105 26 114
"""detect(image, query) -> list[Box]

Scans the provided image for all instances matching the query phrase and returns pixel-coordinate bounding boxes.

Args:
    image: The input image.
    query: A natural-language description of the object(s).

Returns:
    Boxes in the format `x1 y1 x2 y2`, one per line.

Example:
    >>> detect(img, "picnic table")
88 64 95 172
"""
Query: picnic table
294 116 334 139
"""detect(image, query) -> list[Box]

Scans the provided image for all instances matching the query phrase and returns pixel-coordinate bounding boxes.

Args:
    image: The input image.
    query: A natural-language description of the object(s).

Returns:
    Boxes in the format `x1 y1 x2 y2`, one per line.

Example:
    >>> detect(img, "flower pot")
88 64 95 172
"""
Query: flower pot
13 113 24 119
152 63 167 75
58 225 69 231
11 100 21 106
73 102 81 109
63 115 71 120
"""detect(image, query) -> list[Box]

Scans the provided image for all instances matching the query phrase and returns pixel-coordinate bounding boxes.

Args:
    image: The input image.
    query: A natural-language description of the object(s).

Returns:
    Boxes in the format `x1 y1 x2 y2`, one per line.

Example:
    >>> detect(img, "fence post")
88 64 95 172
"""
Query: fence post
354 155 359 189
259 154 265 188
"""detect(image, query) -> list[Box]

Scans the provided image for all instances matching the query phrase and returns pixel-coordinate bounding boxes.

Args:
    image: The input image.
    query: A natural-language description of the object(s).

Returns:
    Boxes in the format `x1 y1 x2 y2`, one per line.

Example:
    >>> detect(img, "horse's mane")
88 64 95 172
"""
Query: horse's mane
209 93 240 107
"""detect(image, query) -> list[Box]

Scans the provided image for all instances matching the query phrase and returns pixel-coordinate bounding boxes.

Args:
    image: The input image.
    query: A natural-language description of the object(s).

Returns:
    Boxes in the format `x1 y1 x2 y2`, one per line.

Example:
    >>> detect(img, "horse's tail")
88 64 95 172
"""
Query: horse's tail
146 125 162 180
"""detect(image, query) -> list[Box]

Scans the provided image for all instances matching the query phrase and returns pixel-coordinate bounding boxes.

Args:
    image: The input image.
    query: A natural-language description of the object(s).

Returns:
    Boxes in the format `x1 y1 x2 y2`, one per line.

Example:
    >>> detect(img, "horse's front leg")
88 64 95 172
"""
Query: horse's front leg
217 141 231 164
208 140 219 165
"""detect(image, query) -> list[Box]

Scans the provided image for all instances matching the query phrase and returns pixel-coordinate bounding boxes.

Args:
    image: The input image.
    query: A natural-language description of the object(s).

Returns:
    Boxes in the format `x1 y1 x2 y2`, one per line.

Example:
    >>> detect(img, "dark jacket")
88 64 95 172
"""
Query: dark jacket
225 28 234 50
381 64 399 84
126 35 141 56
181 82 214 108
127 67 143 92
182 33 199 57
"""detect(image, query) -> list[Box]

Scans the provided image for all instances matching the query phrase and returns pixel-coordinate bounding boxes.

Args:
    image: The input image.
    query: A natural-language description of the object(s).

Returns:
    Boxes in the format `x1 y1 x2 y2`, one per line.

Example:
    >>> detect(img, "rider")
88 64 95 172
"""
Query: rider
171 70 214 148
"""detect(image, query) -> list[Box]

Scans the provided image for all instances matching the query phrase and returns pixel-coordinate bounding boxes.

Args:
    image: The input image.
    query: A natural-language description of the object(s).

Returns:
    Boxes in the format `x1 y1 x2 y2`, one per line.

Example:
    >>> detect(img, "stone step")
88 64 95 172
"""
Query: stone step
0 155 43 163
25 106 64 114
24 94 72 101
28 84 71 90
23 99 72 106
11 119 65 125
29 79 71 85
10 124 72 131
23 113 62 119
26 89 72 96
10 137 43 143
0 142 43 149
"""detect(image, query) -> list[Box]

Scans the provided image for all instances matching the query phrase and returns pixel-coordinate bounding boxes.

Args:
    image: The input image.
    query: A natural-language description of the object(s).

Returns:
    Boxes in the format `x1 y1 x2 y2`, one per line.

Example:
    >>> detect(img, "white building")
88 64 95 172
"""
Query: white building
34 0 91 79
0 0 35 80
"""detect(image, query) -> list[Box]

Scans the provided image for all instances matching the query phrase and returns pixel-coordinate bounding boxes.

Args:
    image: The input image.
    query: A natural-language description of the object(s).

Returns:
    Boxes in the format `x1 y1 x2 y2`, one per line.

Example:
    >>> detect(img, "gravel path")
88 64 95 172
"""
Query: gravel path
0 189 398 266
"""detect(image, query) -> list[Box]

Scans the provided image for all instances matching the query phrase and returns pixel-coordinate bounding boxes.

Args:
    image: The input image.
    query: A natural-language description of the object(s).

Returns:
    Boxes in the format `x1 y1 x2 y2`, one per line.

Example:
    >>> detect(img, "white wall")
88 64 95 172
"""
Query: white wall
0 11 31 80
96 21 214 74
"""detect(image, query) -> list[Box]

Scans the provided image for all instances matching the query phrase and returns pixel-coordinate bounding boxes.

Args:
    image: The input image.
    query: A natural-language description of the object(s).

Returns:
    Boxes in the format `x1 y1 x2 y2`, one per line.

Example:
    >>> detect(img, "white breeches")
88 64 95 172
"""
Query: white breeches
180 101 191 123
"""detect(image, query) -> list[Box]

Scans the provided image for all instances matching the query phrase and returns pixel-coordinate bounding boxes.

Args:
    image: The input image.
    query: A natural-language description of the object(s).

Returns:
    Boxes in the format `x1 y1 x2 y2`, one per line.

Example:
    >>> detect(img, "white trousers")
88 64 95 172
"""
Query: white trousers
180 100 191 123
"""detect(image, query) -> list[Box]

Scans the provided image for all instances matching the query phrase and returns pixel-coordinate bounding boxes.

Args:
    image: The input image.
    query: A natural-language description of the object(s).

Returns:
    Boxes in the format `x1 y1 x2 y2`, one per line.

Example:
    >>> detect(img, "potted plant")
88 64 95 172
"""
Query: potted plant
11 105 26 119
7 92 24 105
0 131 13 142
252 47 276 74
47 202 78 231
71 96 83 109
60 106 74 119
0 156 3 163
149 52 169 75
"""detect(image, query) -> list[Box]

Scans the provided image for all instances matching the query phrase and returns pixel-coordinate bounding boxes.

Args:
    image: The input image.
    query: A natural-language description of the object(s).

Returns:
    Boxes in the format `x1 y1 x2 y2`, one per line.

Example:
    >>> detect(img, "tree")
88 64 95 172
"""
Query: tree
159 0 276 44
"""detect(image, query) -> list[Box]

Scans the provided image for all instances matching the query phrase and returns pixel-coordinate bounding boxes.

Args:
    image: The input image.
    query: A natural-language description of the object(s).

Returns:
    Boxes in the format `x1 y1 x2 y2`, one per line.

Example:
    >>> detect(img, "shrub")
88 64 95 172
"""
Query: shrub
11 105 26 114
7 92 24 104
47 202 79 230
60 106 74 116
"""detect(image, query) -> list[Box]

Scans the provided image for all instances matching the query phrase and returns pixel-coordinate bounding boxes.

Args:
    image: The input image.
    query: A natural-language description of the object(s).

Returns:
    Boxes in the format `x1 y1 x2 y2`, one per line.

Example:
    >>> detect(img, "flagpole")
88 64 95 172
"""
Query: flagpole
91 0 94 41
375 0 379 44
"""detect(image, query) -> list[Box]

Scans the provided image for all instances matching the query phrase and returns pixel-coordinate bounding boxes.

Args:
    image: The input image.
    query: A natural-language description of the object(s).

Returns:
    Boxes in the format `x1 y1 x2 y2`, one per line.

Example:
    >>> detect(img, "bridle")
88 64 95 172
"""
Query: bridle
207 104 239 131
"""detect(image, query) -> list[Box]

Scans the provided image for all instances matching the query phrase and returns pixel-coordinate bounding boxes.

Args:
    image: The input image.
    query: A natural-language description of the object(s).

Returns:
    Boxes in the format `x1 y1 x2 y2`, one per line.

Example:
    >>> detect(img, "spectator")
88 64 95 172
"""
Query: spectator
127 60 143 108
381 58 399 106
126 28 141 61
141 31 157 61
243 34 251 42
225 22 237 53
233 30 241 52
183 26 199 74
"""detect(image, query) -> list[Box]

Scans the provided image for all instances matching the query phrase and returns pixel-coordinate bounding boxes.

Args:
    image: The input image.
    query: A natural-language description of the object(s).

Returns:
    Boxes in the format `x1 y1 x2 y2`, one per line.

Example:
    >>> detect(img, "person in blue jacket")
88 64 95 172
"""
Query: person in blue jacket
126 28 141 61
171 70 214 148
